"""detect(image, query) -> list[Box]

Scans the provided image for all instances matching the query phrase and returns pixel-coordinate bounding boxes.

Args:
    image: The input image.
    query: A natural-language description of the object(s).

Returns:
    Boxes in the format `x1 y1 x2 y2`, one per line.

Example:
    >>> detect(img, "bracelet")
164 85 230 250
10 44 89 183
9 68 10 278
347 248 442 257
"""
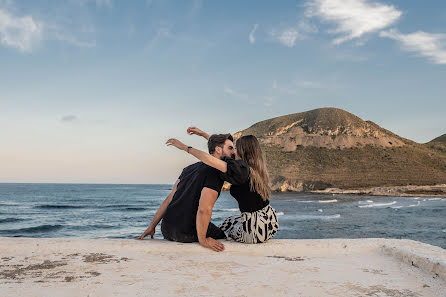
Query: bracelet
186 146 192 153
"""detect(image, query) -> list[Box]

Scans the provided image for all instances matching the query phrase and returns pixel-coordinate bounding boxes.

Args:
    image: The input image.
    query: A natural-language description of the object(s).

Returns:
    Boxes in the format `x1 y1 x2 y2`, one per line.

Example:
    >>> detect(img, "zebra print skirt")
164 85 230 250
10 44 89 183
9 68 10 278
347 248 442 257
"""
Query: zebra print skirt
219 204 279 244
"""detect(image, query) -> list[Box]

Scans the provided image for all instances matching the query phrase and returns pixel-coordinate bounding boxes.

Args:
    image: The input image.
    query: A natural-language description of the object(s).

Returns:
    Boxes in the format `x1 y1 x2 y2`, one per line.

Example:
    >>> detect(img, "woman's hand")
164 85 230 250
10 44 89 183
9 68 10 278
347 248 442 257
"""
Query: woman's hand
136 226 155 240
187 127 210 140
166 138 188 151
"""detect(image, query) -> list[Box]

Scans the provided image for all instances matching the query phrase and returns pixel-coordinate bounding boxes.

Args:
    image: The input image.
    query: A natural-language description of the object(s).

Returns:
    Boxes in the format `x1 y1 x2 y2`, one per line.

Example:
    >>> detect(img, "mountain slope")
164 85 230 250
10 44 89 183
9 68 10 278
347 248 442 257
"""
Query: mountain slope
234 108 446 191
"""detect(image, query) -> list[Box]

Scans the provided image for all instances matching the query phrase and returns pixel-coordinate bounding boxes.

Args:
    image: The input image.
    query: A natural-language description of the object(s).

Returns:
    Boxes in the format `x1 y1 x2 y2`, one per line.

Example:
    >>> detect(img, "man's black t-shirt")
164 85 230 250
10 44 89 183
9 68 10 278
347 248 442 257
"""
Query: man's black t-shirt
162 162 224 235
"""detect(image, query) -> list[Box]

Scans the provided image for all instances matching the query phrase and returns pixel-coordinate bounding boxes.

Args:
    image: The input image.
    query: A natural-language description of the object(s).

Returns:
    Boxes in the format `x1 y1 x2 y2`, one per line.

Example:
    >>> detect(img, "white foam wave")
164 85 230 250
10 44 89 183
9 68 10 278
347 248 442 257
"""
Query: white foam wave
442 230 446 233
318 199 338 203
391 206 403 209
296 200 316 203
428 198 442 201
317 209 323 212
291 214 341 221
358 200 374 205
276 212 284 216
408 201 421 207
222 208 239 212
358 201 397 208
0 201 20 205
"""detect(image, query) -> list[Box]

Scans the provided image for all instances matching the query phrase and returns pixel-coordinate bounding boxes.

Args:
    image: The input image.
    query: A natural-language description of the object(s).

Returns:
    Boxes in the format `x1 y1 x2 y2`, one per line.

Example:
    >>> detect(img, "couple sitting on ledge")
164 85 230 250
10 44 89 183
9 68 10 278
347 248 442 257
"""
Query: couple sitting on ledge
136 127 279 252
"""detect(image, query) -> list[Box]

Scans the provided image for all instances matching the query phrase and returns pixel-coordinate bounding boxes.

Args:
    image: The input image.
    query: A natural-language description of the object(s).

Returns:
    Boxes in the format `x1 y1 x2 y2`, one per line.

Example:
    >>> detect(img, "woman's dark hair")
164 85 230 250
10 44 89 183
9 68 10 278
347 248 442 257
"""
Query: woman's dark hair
208 134 233 154
236 135 271 200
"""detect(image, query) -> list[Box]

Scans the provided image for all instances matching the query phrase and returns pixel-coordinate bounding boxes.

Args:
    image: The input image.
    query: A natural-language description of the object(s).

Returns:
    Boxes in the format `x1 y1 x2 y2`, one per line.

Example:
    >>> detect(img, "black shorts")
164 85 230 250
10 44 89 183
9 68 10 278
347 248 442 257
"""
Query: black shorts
161 220 225 243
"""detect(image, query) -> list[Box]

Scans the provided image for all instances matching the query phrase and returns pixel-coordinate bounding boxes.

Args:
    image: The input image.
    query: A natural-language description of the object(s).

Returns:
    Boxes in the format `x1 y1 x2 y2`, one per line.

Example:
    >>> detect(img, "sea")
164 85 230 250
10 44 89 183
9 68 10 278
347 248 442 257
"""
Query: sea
0 183 445 249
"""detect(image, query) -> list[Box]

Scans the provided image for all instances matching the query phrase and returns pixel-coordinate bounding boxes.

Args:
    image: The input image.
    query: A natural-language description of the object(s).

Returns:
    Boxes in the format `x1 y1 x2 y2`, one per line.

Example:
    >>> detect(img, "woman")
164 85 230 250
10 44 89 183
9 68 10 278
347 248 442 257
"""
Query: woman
166 127 278 244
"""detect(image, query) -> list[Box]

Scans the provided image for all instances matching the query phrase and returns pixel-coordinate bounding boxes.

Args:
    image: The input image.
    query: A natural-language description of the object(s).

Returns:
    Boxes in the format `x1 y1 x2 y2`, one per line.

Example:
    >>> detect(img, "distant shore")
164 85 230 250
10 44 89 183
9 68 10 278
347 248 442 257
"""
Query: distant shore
0 238 445 296
222 183 446 197
311 184 446 197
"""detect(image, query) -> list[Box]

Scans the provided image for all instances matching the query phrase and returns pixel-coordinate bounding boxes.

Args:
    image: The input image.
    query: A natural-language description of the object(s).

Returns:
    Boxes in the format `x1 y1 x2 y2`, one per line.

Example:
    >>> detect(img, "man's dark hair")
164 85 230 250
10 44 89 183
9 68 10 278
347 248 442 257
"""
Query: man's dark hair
208 134 233 154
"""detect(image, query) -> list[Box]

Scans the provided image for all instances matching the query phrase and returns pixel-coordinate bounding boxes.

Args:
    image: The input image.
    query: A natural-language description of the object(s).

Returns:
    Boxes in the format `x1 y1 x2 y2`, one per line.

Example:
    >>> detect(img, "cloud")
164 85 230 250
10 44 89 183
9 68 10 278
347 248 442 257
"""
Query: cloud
0 8 43 52
380 29 446 65
147 26 172 48
52 30 96 48
249 24 258 44
306 0 401 44
224 87 247 99
270 28 302 47
60 115 78 123
297 19 318 34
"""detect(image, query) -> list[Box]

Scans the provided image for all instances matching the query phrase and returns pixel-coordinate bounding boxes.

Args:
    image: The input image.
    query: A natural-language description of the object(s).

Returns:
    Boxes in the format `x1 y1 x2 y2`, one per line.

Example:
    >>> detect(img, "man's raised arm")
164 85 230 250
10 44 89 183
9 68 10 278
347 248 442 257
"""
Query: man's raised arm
136 179 179 240
196 187 225 252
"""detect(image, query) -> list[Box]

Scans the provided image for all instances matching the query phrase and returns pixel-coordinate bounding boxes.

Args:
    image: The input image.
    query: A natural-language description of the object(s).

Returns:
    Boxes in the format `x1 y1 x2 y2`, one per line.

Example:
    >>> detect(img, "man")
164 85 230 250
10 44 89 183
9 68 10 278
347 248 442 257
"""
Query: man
136 133 235 252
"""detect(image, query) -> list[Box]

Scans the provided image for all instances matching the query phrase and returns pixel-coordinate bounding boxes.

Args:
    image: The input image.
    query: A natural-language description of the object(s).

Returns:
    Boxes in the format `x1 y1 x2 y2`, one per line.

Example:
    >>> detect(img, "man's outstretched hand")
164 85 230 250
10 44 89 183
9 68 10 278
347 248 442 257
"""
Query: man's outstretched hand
135 227 155 240
200 237 225 252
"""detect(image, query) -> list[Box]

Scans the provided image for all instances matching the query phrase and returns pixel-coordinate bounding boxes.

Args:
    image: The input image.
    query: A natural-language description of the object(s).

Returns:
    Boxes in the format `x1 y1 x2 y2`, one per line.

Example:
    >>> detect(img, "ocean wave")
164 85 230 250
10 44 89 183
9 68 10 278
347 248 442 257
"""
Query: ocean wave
68 224 115 231
318 199 338 203
358 201 397 208
1 224 63 234
0 201 20 206
276 212 284 216
285 214 341 221
102 204 136 208
428 198 442 201
35 204 85 209
358 200 374 205
295 200 317 203
222 208 239 212
408 201 421 207
0 218 26 224
122 207 148 211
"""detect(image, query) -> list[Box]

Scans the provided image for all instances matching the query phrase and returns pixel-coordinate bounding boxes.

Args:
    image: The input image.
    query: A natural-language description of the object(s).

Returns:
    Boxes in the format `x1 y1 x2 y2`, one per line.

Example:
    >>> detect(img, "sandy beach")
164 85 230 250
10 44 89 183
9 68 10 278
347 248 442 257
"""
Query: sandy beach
0 238 445 297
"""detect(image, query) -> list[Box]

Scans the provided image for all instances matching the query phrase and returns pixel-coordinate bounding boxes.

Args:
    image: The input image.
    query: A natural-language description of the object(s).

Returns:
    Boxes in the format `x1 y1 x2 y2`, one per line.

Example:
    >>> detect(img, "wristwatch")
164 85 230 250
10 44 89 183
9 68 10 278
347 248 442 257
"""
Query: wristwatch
187 146 192 153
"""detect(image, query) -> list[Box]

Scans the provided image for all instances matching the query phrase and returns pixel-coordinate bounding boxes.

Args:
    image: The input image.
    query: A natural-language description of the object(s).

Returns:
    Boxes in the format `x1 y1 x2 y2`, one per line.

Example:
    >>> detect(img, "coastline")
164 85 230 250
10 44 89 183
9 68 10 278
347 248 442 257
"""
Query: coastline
1 238 445 296
223 181 446 197
311 184 446 197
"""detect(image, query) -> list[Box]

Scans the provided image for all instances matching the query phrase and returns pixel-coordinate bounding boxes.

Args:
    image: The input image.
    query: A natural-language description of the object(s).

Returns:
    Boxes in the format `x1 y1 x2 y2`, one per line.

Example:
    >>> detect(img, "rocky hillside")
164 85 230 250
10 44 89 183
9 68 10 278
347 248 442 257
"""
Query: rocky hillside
425 134 446 155
234 108 446 191
430 134 446 143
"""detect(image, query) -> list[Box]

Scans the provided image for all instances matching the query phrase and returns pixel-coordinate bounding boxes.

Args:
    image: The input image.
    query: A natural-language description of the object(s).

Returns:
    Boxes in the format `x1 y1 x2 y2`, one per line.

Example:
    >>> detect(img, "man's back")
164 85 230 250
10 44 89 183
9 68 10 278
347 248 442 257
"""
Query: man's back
162 162 224 235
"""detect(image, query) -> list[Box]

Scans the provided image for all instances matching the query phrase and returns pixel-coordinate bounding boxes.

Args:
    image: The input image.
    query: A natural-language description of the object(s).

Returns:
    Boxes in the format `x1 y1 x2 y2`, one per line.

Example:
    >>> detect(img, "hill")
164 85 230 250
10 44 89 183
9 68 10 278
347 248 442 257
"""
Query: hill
425 134 446 155
234 108 446 192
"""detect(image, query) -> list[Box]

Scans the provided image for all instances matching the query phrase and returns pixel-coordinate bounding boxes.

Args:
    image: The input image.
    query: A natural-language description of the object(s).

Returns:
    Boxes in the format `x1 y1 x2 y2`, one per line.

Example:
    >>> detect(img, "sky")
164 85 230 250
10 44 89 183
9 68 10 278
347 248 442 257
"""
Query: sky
1 0 445 184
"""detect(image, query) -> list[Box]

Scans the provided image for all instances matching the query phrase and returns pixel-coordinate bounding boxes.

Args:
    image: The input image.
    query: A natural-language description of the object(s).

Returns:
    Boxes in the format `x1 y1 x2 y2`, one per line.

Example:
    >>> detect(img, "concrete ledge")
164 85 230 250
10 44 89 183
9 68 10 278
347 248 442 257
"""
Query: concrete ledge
0 238 445 296
380 239 446 282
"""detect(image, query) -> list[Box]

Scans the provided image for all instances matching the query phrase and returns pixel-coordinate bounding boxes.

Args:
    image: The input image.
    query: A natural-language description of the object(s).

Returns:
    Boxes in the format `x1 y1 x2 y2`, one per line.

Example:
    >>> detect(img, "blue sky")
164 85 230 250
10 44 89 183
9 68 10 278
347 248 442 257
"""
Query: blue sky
1 0 445 183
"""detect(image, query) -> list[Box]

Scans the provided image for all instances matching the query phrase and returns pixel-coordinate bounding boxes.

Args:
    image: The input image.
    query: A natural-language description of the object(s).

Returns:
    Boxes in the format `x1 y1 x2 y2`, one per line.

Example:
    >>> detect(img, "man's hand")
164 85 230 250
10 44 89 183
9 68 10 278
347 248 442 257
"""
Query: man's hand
135 226 155 240
199 237 225 252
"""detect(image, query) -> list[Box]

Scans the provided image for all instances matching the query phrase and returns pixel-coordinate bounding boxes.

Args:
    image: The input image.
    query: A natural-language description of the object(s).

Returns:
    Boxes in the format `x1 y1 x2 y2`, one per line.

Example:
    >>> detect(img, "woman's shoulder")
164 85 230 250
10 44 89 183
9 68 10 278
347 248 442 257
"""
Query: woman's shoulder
221 157 250 185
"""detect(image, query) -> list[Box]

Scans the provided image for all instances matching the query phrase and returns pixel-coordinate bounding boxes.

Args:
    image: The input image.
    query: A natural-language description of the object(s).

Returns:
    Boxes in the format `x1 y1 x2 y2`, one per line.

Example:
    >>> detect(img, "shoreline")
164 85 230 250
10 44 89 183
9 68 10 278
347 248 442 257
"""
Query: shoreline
310 184 446 197
1 238 445 296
